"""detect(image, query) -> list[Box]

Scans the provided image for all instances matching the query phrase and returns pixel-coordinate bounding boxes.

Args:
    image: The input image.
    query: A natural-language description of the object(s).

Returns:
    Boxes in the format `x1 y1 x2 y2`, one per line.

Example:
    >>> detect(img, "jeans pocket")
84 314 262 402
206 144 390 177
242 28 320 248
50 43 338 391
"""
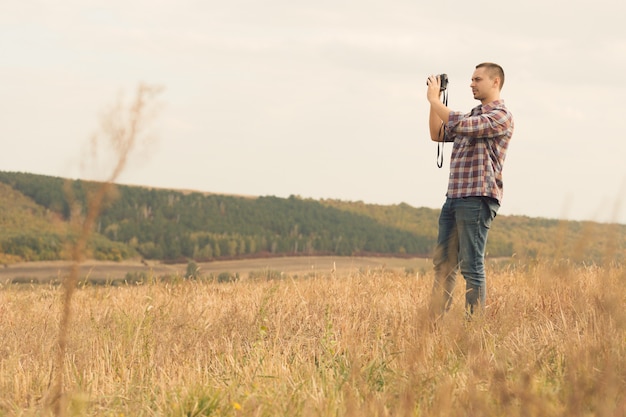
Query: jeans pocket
481 198 499 228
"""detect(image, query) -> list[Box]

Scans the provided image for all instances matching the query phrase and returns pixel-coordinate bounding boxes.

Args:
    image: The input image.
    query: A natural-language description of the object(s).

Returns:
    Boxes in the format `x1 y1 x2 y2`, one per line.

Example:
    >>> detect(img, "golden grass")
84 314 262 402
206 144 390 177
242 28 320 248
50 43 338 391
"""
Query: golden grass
1 261 625 416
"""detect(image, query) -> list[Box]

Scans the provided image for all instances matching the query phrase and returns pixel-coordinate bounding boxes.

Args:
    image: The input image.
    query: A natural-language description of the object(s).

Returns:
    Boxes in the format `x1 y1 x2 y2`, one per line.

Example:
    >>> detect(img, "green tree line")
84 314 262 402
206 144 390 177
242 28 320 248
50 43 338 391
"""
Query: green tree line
0 171 432 262
1 171 624 264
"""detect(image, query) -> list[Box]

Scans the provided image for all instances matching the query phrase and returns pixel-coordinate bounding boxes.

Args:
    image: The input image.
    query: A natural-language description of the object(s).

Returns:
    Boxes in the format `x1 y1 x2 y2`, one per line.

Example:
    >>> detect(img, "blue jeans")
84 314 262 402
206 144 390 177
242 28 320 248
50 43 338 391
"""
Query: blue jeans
431 196 499 316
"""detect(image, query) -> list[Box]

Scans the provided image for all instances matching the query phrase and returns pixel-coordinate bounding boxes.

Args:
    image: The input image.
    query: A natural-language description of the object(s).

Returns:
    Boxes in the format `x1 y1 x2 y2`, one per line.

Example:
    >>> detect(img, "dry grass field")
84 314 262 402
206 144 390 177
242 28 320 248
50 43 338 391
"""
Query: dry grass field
1 258 625 416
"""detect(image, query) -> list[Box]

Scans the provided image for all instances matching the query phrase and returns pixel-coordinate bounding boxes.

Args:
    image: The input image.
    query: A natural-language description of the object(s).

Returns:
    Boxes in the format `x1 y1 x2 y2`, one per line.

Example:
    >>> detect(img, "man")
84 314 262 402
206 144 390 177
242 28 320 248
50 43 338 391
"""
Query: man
426 62 514 318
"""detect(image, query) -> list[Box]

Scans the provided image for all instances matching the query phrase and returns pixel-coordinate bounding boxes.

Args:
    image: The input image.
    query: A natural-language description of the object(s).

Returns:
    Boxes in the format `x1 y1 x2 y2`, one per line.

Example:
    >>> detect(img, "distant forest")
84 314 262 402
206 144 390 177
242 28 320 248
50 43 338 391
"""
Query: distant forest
0 171 624 265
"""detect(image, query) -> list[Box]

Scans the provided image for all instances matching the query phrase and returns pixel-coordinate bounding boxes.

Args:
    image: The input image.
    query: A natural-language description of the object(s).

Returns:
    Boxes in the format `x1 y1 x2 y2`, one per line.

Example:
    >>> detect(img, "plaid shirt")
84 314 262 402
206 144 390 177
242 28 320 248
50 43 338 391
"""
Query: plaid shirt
444 99 514 203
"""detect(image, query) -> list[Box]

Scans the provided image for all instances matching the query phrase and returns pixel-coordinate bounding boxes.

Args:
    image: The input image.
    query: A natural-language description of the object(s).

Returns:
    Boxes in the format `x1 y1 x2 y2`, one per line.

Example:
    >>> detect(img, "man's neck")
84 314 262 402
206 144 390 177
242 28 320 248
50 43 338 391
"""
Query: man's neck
481 94 501 106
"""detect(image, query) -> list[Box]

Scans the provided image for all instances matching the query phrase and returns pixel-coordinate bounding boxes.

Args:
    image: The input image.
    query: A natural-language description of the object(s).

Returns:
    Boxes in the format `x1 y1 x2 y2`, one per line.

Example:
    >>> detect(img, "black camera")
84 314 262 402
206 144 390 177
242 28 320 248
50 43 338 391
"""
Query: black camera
427 73 448 91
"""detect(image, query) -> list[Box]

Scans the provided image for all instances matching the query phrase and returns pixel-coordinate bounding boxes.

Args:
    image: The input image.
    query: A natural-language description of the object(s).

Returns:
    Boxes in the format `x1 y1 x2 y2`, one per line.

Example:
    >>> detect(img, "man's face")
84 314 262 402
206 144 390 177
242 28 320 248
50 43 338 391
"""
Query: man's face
470 67 496 101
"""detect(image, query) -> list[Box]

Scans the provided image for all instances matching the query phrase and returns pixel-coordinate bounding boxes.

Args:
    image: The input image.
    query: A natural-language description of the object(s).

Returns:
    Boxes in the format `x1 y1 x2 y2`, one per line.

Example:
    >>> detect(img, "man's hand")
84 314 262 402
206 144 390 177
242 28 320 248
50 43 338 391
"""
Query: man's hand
426 75 442 104
427 74 451 140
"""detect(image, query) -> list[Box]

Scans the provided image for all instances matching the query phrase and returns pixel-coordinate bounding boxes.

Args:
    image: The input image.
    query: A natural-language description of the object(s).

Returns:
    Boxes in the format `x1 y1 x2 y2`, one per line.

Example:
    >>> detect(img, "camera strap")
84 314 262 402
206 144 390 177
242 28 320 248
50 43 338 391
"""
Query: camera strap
436 127 445 168
436 90 449 168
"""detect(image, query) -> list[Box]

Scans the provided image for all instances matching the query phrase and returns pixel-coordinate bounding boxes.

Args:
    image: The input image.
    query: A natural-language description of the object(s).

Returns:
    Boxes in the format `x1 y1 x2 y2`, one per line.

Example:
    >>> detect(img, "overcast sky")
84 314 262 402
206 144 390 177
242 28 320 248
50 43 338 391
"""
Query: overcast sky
2 1 625 224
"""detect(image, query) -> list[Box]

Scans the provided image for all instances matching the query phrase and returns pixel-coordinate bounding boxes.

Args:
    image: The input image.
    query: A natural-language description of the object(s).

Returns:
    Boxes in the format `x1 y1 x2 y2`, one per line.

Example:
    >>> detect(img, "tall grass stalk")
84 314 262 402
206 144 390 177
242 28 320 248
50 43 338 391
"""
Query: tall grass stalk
1 261 624 416
44 84 161 415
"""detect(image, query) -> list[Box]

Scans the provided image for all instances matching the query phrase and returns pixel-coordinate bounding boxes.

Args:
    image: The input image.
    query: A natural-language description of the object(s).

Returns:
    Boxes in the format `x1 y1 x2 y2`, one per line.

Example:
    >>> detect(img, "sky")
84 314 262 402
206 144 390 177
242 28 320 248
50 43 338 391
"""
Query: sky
2 1 626 224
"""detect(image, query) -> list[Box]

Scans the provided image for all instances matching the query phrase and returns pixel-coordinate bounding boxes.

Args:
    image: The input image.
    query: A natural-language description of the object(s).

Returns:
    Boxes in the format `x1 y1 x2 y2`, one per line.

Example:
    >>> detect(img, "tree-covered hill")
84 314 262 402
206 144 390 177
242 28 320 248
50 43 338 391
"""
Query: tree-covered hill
0 171 431 263
0 171 624 264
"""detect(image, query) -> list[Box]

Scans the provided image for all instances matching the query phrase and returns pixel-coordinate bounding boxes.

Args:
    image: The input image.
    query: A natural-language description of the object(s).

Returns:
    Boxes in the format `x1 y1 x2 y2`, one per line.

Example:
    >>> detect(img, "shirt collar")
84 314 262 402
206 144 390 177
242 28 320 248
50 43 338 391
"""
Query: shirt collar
481 99 505 113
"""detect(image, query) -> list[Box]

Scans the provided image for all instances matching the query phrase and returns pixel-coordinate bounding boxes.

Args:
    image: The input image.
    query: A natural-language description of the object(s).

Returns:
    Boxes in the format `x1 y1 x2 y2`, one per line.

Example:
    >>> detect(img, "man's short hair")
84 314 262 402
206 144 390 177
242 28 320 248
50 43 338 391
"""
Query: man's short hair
476 62 505 90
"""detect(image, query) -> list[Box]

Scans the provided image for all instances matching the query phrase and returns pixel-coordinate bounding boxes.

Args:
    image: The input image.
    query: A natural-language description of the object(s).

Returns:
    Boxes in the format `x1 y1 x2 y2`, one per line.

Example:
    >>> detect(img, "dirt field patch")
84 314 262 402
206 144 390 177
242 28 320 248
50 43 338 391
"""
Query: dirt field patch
0 256 431 284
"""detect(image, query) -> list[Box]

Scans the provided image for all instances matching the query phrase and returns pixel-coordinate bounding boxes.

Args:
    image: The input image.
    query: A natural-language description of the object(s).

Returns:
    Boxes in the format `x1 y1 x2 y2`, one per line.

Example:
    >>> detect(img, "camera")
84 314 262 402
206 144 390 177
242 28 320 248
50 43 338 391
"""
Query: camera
427 73 448 91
